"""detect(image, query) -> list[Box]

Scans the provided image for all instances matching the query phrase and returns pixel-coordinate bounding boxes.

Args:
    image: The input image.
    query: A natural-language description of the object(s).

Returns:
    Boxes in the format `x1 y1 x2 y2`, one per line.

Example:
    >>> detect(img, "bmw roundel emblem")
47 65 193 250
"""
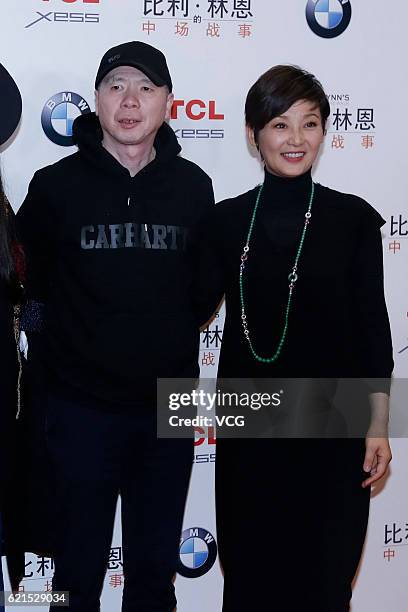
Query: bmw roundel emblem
41 91 91 146
306 0 352 38
177 527 218 578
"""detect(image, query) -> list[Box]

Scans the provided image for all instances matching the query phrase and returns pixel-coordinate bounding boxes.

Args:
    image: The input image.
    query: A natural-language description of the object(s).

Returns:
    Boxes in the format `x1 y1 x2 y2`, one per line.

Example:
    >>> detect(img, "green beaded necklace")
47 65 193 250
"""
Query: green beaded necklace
239 180 315 363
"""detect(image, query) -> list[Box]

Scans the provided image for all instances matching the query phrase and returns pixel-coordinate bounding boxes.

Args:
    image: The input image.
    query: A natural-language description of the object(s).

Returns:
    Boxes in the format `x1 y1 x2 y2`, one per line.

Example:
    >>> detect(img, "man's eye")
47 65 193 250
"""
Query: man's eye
274 123 286 129
142 86 152 92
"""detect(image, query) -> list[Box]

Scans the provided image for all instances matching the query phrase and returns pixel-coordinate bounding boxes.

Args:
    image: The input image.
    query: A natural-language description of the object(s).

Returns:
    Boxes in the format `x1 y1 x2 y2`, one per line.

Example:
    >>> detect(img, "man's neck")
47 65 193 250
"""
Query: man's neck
102 139 156 177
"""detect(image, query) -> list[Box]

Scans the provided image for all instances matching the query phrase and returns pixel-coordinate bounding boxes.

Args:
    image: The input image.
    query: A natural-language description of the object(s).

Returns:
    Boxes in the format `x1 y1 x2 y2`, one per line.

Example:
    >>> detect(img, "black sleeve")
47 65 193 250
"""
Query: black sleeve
352 210 393 394
189 175 225 327
15 171 53 305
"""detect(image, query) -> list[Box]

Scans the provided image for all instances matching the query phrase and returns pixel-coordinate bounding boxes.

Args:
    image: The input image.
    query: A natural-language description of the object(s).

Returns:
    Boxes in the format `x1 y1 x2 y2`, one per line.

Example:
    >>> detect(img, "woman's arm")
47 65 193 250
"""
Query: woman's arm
362 392 392 488
351 206 394 487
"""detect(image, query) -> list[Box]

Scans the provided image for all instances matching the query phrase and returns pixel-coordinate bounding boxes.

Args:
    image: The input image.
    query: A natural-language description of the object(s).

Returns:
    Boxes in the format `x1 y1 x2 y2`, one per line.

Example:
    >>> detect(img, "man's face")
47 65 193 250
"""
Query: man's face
95 66 173 149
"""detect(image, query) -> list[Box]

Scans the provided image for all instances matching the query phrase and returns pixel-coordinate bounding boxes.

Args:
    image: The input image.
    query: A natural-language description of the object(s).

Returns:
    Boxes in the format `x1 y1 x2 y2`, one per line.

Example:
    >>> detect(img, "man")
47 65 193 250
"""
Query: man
17 41 216 611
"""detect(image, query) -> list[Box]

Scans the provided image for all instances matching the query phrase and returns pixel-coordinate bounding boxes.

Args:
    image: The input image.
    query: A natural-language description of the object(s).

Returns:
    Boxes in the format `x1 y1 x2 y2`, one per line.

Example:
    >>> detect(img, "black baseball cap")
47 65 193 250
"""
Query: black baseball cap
95 41 172 91
0 64 22 147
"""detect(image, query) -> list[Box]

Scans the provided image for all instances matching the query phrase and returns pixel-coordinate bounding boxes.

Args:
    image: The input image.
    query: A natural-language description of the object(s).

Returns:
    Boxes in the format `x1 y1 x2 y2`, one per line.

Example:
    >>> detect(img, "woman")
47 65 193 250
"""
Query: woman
211 66 393 611
0 170 24 605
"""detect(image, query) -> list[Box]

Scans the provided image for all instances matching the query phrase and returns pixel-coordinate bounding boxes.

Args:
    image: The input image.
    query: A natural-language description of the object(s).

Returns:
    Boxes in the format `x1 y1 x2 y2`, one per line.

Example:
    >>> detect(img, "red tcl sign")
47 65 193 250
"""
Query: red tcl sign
171 100 224 121
194 427 216 446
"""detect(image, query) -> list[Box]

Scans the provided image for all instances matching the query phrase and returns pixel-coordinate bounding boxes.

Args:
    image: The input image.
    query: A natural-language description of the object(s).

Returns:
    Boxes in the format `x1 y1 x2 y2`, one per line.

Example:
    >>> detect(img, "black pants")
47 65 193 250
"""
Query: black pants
46 388 193 612
216 438 370 612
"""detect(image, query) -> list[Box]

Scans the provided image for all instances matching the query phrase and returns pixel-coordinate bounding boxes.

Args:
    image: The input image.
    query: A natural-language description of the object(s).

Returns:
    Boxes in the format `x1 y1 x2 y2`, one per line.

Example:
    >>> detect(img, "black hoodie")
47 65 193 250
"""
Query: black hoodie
17 113 217 406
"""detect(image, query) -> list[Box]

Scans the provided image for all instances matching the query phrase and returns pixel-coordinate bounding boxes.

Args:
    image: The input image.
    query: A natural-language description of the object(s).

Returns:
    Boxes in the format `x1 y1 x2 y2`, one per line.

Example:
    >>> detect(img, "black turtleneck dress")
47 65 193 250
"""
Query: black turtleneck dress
208 170 393 611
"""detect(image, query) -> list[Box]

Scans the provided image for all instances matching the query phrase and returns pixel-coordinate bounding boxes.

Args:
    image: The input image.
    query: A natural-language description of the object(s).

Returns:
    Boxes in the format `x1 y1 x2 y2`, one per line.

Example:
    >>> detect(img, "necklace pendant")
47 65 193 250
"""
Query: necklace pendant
288 271 298 283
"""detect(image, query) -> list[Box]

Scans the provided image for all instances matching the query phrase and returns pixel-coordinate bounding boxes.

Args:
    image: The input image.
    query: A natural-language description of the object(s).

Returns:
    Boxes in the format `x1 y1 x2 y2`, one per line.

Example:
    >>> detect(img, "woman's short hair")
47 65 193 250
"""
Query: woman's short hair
245 65 330 142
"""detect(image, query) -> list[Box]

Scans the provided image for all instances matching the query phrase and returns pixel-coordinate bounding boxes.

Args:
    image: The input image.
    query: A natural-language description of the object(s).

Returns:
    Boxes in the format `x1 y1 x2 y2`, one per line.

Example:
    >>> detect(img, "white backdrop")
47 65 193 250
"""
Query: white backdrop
1 0 408 610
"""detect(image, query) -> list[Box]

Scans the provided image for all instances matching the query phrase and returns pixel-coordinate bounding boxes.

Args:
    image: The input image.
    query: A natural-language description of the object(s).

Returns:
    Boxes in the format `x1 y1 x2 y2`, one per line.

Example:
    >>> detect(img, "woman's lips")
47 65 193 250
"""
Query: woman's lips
281 152 306 162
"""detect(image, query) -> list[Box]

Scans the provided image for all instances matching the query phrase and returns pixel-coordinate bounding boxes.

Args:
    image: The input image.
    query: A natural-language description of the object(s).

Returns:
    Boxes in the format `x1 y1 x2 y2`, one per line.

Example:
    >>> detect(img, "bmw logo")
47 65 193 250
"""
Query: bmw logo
177 527 218 578
41 91 91 146
306 0 352 38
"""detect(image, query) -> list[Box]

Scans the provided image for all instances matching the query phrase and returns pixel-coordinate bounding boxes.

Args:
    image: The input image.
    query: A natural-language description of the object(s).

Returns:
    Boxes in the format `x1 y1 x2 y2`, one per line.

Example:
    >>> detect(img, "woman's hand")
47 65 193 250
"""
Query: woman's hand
362 433 392 488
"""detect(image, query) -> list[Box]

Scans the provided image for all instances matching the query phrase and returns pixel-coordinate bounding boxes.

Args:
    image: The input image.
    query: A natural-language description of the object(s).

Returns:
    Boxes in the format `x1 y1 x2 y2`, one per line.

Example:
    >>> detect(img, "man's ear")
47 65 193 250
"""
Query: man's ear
95 89 99 116
165 92 174 121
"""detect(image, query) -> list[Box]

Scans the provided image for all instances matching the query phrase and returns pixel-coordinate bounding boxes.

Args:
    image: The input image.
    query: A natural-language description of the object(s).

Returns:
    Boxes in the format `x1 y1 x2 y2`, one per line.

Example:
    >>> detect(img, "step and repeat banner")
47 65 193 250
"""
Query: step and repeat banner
1 1 408 610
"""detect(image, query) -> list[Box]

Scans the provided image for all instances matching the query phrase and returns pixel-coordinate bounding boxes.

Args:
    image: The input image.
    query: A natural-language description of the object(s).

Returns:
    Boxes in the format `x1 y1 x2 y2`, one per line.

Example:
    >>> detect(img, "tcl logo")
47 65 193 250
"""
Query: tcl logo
171 100 224 121
194 427 216 446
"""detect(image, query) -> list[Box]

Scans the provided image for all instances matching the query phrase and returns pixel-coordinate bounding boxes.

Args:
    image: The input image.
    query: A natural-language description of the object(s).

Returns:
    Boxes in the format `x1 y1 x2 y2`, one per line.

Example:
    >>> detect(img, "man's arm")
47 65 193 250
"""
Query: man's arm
189 175 225 328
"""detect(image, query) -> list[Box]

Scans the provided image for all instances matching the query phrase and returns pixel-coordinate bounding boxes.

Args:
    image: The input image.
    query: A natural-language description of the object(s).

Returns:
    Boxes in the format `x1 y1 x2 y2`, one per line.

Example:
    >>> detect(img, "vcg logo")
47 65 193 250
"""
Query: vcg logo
306 0 351 38
41 92 91 146
177 527 218 578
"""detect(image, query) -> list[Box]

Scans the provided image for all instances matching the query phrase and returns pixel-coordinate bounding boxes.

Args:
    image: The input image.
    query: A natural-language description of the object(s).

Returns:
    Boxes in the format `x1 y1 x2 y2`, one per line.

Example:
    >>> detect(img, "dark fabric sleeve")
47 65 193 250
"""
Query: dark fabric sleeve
0 198 25 297
352 209 393 394
189 176 225 327
15 171 52 305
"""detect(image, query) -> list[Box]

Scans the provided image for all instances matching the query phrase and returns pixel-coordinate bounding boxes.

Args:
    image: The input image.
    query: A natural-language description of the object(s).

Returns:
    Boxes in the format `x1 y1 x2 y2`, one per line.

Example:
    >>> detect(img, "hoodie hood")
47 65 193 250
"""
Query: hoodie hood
72 112 181 176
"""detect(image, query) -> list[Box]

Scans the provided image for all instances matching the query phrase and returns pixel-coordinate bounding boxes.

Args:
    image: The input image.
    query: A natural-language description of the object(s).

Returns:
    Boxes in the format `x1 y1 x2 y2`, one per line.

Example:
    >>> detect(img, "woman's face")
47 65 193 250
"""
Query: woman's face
247 99 325 178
